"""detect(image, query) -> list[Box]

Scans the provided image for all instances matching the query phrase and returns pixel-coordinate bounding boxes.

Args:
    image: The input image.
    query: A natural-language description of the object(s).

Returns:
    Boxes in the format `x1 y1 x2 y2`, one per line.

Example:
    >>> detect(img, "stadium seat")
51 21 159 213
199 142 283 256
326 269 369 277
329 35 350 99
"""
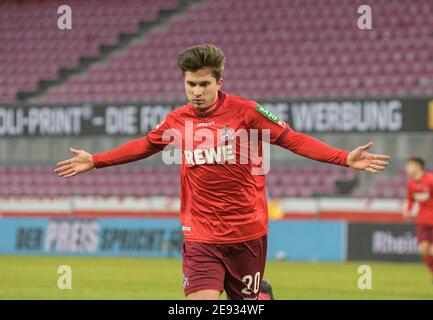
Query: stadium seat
0 165 362 198
0 0 178 102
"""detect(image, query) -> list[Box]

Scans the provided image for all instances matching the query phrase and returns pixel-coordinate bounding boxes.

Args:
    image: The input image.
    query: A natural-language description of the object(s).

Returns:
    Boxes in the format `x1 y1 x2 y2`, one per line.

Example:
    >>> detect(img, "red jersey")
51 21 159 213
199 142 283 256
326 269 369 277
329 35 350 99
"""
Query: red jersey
407 172 433 226
93 91 349 243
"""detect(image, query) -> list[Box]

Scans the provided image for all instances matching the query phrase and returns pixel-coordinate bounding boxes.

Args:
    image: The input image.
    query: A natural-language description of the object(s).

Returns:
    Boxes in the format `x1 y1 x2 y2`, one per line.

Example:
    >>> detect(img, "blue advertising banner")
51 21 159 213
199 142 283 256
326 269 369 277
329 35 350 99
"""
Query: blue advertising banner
0 218 346 261
0 218 183 257
267 221 346 262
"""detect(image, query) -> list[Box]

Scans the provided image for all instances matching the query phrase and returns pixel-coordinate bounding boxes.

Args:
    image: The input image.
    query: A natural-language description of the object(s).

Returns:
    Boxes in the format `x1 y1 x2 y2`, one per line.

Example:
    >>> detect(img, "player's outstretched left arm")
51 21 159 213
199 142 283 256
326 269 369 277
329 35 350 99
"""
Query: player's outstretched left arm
243 103 390 173
346 142 390 173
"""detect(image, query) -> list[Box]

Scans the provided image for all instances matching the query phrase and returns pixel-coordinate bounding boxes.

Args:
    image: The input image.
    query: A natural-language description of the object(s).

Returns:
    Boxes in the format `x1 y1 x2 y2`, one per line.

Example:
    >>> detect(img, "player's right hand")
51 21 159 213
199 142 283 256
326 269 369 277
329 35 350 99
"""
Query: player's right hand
54 147 95 178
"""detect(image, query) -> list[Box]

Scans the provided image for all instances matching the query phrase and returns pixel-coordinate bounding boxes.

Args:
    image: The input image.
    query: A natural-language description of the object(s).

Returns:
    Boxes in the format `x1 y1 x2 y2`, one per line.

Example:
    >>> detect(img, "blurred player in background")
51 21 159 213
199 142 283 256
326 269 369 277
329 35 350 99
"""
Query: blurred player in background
55 44 390 300
403 157 433 280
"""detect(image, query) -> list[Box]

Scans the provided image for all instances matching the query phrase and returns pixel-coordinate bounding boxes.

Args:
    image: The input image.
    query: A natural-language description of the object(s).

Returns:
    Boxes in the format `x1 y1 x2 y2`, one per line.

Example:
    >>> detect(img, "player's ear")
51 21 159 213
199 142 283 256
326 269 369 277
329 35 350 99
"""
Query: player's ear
217 77 223 88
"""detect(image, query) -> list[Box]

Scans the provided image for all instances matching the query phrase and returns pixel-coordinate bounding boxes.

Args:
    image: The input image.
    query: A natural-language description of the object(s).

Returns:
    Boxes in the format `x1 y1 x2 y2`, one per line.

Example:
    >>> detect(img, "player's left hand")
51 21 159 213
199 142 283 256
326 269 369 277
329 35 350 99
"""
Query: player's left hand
347 142 390 173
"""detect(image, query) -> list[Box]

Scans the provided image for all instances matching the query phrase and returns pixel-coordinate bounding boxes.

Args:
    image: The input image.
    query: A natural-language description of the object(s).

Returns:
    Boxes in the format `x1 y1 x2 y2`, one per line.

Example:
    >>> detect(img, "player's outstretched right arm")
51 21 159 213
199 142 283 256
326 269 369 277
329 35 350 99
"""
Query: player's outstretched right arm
55 112 176 179
55 136 162 178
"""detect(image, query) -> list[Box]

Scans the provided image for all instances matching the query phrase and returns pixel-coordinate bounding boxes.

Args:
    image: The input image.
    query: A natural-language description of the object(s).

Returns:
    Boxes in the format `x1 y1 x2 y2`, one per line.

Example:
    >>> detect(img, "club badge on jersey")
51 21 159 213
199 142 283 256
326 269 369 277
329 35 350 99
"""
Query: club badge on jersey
220 124 235 142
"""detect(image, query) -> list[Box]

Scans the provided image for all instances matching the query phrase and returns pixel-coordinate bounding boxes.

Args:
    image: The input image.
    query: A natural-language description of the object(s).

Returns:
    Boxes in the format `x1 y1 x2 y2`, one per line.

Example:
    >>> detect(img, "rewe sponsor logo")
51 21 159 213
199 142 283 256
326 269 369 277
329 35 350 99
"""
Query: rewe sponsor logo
184 145 235 165
161 121 271 174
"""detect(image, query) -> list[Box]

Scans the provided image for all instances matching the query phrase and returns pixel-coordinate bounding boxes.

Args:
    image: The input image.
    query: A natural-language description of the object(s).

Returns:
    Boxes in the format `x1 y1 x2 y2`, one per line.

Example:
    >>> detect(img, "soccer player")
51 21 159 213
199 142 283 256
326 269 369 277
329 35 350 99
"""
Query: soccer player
55 44 390 300
403 157 433 279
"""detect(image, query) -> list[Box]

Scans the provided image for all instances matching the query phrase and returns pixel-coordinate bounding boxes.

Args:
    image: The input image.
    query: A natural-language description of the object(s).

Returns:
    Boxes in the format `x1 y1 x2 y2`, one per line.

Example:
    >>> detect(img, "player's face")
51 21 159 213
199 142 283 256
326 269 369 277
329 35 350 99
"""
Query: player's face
184 68 222 109
405 161 422 179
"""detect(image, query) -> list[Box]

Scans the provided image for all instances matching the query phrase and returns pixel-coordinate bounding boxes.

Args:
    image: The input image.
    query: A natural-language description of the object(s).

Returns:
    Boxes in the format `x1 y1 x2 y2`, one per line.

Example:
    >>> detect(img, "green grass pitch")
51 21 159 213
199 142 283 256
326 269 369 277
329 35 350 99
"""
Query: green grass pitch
0 256 432 300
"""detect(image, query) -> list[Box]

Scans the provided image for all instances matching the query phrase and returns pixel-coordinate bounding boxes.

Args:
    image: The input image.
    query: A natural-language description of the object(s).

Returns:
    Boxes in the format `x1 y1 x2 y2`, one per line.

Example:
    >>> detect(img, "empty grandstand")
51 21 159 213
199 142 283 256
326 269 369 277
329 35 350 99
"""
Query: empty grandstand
1 0 432 205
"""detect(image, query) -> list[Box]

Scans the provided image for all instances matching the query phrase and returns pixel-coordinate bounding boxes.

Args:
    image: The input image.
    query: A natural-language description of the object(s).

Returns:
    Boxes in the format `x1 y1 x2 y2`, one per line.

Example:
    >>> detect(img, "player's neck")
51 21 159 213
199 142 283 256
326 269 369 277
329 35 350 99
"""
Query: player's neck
413 171 424 181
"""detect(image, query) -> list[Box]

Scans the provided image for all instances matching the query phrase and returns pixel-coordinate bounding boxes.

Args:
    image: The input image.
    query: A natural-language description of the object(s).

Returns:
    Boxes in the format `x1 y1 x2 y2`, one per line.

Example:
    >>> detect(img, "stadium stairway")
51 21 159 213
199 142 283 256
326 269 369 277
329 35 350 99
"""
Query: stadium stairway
14 0 203 103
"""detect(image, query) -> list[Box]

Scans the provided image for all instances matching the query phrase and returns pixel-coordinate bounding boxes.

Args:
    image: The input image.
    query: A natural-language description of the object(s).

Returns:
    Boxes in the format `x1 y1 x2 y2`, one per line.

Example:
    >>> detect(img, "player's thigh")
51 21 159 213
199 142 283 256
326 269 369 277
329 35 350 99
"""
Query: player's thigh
223 235 267 300
182 241 225 298
187 289 221 300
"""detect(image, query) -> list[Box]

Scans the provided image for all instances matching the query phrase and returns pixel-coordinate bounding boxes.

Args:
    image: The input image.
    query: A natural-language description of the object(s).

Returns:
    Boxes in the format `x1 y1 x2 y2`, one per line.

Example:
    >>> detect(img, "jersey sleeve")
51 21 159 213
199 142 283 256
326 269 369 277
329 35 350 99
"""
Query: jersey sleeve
243 101 348 167
92 112 179 168
146 112 181 150
277 130 349 167
243 102 290 144
92 137 161 168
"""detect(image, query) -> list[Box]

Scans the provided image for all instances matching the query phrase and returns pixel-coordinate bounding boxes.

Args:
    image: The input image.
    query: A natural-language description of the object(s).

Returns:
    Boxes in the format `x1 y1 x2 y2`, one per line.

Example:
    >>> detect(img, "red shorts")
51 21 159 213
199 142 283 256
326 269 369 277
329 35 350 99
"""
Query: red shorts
182 235 267 300
416 224 433 244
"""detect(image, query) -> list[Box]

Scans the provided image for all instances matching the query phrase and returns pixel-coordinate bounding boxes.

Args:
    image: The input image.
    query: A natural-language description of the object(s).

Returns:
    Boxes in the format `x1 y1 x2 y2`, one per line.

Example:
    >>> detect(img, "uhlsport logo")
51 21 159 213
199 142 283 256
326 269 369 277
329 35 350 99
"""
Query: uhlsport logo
197 121 215 127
